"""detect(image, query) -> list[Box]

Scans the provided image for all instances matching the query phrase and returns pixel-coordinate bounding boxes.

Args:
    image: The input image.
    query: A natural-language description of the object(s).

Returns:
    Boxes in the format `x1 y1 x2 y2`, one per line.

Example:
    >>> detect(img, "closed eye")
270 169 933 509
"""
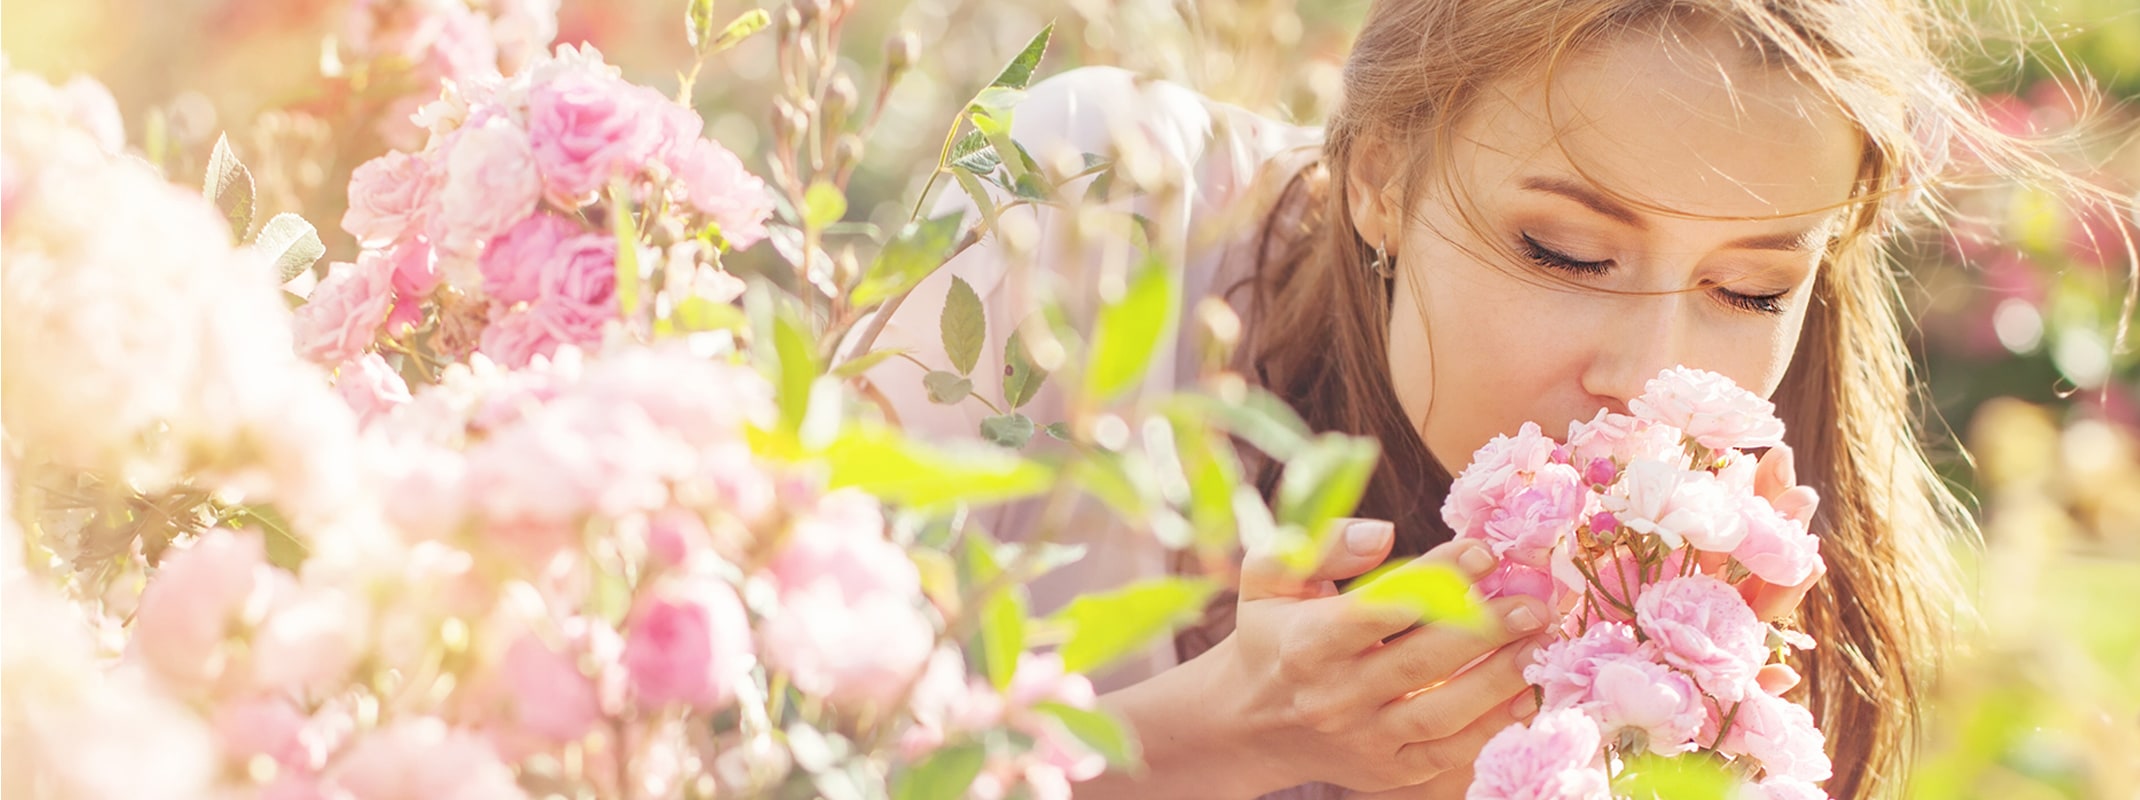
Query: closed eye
1519 233 1612 275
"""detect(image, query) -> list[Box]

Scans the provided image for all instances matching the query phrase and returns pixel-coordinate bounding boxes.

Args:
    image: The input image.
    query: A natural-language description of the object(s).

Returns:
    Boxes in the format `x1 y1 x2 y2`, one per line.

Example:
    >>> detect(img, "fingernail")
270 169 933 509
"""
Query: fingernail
1511 692 1541 718
1458 544 1496 576
1503 604 1543 633
1345 521 1392 556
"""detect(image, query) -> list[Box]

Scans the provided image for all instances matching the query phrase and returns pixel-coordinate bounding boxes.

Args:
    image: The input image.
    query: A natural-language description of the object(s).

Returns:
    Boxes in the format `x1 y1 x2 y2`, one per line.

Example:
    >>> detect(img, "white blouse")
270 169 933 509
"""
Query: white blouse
865 65 1324 691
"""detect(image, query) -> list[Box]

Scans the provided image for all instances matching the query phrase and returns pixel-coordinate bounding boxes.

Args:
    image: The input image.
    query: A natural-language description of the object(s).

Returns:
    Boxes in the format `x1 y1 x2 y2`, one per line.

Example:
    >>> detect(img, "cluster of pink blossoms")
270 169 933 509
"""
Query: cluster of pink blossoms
339 0 563 149
1452 367 1830 800
296 43 774 392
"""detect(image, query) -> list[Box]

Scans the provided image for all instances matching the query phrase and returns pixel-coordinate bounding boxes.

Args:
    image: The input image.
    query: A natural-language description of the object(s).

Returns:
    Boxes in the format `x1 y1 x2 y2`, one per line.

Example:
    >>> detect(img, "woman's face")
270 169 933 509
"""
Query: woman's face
1353 25 1863 467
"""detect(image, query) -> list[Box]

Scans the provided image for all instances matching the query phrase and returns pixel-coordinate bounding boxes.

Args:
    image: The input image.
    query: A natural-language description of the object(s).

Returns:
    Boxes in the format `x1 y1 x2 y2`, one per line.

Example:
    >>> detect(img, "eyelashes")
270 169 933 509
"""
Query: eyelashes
1516 233 1791 315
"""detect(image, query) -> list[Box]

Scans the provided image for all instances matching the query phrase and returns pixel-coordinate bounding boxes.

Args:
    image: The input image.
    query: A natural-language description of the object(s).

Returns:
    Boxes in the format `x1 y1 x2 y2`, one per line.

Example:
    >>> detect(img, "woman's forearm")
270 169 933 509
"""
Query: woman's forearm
1072 639 1287 800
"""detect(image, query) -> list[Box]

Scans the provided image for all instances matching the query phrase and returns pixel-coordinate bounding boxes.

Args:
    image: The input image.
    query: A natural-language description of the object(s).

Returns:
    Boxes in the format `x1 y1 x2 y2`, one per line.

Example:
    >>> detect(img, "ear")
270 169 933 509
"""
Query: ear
1344 138 1403 257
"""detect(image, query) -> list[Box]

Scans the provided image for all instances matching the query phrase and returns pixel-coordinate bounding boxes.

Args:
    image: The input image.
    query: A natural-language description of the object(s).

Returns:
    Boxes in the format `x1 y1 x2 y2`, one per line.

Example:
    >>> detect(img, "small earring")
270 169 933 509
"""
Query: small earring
1369 244 1395 280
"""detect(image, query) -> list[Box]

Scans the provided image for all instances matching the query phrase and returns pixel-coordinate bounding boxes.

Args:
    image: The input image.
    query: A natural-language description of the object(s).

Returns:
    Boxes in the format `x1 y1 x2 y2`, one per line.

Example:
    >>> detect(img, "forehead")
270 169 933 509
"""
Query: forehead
1451 21 1864 222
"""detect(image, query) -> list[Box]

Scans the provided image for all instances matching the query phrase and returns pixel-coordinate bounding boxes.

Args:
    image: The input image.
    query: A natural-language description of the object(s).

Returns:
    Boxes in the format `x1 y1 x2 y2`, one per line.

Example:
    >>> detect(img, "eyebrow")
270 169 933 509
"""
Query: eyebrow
1518 176 1831 253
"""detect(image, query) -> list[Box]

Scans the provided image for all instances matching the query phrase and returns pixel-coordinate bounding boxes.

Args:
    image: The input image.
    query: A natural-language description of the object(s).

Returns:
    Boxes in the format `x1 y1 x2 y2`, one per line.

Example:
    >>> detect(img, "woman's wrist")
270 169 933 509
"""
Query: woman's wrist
1075 636 1293 799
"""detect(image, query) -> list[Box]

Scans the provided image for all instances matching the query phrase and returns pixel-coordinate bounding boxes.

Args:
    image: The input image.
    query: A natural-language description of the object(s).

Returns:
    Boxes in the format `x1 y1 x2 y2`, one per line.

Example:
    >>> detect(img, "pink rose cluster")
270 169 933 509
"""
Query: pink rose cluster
1452 367 1830 799
308 44 776 388
340 0 564 149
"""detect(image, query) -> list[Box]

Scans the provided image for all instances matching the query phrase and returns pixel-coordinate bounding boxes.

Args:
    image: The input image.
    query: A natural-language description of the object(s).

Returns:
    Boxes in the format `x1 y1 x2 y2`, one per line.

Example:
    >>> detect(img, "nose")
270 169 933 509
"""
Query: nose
1580 292 1692 413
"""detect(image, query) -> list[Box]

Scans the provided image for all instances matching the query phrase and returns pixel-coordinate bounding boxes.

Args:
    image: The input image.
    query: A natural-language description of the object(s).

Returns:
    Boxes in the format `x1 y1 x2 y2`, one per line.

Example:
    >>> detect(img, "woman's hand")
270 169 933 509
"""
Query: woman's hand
1205 519 1552 797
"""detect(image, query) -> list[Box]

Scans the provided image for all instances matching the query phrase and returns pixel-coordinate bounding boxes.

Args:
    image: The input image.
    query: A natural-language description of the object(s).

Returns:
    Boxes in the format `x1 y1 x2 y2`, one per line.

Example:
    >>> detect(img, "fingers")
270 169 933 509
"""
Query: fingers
1292 539 1502 656
1745 556 1826 621
1771 485 1820 524
1239 518 1395 602
1374 635 1545 743
1753 443 1797 500
1380 694 1535 790
1757 663 1802 696
1347 594 1548 705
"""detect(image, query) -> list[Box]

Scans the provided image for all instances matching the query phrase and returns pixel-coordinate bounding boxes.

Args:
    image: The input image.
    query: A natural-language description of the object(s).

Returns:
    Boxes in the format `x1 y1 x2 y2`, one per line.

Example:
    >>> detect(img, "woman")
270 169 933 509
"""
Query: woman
869 0 2114 797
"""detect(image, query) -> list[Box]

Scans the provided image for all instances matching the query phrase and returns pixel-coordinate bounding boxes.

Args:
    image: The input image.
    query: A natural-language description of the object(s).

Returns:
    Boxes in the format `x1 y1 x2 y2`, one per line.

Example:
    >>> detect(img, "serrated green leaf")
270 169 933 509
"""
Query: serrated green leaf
968 108 1031 184
254 213 324 282
853 211 965 308
805 181 847 230
1033 702 1141 770
951 169 997 230
892 743 986 800
949 129 1001 174
980 413 1034 449
1049 577 1216 675
1084 258 1179 404
1351 560 1486 629
1002 326 1050 409
924 370 973 404
609 184 642 317
204 134 254 240
980 585 1027 691
685 0 716 50
1044 421 1072 441
831 348 907 380
941 276 986 375
988 23 1054 90
817 425 1052 511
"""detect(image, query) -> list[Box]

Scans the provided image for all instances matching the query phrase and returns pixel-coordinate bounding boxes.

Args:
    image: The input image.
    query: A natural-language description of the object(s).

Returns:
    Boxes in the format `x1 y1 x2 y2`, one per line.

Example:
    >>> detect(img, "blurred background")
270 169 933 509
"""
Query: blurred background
4 0 2135 796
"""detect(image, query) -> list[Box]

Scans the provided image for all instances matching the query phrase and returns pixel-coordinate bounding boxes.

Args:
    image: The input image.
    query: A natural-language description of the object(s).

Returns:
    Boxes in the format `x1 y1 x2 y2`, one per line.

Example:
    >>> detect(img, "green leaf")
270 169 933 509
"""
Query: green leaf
226 505 307 571
673 296 747 333
1068 453 1151 519
818 425 1053 511
707 9 771 54
253 213 324 283
1350 560 1486 629
203 133 254 240
1002 326 1050 409
968 108 1030 184
1615 753 1739 800
924 370 973 404
609 184 642 318
980 413 1034 449
949 129 1002 174
988 22 1054 90
1048 577 1217 675
804 181 847 230
831 348 907 380
853 211 965 308
941 276 986 375
1044 421 1072 441
1084 258 1179 404
1274 434 1381 569
1033 702 1141 770
950 169 998 230
685 0 716 50
893 743 986 800
772 312 819 436
979 585 1027 691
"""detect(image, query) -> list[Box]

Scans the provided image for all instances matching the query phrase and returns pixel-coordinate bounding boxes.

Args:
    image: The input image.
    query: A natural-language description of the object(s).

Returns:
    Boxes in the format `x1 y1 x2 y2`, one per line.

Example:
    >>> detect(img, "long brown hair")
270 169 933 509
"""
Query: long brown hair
1224 1 2134 798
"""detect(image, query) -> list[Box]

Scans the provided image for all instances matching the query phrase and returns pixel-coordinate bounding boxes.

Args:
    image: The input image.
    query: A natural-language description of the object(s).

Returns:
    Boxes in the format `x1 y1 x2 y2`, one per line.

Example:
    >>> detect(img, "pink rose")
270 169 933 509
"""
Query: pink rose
526 73 666 203
293 258 393 365
382 238 439 334
1466 709 1611 800
1634 575 1768 703
621 578 754 711
1476 463 1585 568
1705 690 1833 783
1584 651 1706 755
500 632 602 742
1526 622 1646 710
58 75 125 154
1477 561 1556 606
765 489 914 599
342 151 437 247
1627 367 1785 451
1604 461 1748 552
1566 409 1687 471
249 587 363 696
329 718 526 800
130 529 283 688
537 230 618 308
433 116 541 254
1732 495 1823 587
336 353 412 426
760 582 935 707
481 212 582 305
478 305 554 368
1444 422 1564 541
213 696 310 768
666 137 774 251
